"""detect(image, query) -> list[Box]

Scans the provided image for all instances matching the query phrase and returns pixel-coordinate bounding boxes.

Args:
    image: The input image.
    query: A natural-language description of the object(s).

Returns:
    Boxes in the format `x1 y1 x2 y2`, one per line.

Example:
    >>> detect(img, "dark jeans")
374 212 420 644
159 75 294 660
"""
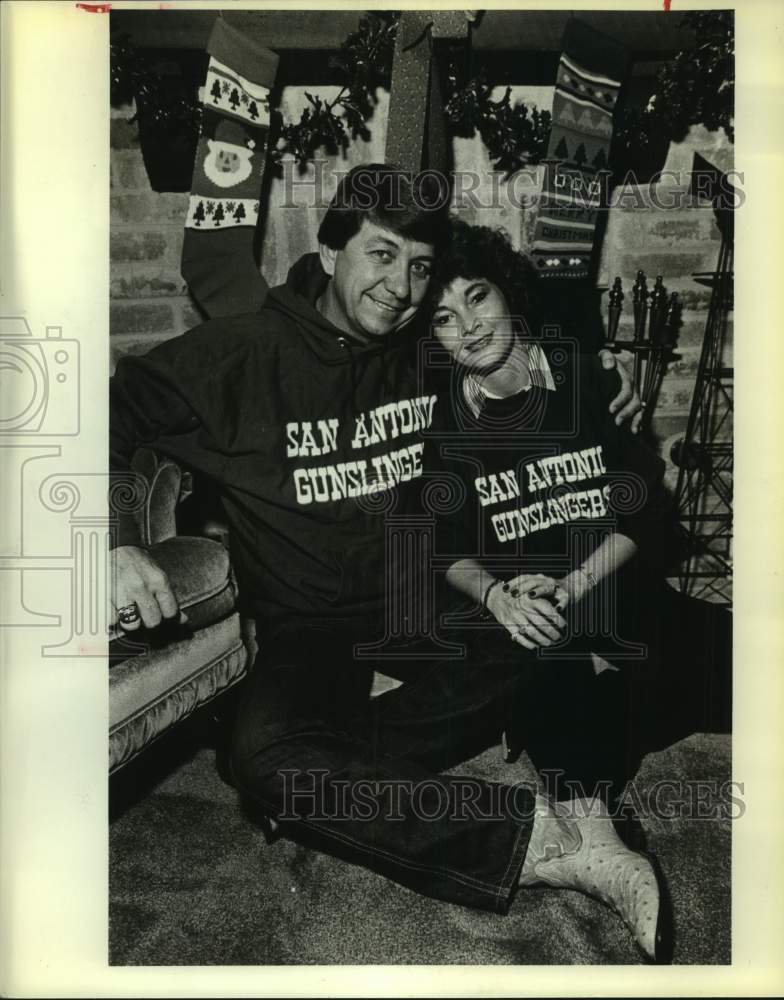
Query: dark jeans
229 618 538 912
229 616 640 913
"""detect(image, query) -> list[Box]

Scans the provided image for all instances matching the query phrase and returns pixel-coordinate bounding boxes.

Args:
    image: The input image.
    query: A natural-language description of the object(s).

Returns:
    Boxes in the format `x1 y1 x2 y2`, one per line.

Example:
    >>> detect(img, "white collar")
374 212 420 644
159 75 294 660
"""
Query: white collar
463 343 556 417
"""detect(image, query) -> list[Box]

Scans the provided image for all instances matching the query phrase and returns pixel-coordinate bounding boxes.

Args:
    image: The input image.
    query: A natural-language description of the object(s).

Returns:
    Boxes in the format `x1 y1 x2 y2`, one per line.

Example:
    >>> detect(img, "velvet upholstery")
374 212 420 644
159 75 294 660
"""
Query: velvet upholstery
110 615 247 772
141 536 235 631
108 535 239 660
130 449 188 545
110 450 250 772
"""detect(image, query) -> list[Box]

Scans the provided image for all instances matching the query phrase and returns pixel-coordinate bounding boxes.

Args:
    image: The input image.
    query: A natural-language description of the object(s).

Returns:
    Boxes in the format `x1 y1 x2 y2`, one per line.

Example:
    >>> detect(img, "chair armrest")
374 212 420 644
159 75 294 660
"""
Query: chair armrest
108 534 237 650
201 518 231 551
130 448 193 546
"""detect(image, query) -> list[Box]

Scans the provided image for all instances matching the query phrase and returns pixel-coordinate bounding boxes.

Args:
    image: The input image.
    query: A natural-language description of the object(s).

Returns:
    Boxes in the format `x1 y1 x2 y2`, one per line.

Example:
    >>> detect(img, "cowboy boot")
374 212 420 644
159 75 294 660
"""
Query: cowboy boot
519 794 672 962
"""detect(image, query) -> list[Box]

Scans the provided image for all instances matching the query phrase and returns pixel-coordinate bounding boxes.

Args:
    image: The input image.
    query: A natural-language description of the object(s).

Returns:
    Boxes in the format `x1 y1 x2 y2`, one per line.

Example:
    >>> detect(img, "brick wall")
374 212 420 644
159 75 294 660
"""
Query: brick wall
110 103 201 371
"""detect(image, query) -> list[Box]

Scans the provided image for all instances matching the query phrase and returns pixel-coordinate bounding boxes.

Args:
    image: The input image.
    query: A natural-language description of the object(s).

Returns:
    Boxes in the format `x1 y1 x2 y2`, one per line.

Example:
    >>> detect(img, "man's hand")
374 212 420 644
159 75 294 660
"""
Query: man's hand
598 349 643 433
109 545 179 632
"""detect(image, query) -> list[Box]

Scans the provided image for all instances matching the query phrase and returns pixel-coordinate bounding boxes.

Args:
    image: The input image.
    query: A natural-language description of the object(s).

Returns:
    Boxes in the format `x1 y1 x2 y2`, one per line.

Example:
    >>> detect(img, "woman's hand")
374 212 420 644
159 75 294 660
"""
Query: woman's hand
486 577 568 650
503 572 569 609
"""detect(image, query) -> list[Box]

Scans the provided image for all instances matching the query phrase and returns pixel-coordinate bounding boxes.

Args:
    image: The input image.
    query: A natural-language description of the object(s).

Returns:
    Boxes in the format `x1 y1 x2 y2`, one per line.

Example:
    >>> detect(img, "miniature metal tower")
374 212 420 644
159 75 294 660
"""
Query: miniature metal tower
671 153 734 604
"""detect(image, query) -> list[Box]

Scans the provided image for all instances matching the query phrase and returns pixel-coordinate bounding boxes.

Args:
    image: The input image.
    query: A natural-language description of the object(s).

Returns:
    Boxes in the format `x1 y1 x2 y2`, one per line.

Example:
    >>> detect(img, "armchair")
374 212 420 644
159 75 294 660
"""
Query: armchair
109 449 253 773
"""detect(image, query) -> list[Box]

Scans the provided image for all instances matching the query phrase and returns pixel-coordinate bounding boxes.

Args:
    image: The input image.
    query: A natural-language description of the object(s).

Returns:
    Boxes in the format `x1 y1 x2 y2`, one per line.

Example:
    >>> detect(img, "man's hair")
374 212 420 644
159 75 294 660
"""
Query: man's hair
422 218 541 333
317 163 451 253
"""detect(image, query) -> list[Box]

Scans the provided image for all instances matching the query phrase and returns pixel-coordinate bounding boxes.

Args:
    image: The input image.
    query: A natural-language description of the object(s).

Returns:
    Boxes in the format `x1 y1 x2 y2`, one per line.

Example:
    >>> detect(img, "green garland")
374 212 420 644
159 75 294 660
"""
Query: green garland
111 35 202 133
270 13 397 166
269 13 551 173
614 12 734 159
110 12 551 174
110 11 733 178
443 65 551 173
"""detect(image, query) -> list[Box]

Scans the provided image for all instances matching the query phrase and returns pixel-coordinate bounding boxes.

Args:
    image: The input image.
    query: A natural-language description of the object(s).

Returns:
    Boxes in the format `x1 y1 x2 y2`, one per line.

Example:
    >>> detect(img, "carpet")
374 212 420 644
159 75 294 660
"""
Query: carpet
109 725 731 966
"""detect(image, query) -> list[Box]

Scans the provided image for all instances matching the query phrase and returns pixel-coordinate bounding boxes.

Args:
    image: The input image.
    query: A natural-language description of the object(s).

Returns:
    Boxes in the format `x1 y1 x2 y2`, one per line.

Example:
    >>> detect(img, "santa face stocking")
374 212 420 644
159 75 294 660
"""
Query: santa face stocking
181 18 278 318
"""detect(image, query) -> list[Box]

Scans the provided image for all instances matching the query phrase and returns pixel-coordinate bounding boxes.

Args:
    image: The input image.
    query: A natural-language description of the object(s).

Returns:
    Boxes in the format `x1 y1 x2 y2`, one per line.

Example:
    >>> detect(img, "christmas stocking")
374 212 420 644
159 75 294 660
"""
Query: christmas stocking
181 18 278 318
530 19 626 281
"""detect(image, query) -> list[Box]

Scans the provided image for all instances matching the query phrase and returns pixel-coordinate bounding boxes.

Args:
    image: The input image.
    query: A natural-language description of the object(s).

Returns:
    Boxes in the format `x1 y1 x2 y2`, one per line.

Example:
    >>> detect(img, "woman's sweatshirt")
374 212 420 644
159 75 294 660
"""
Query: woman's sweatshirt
434 352 675 658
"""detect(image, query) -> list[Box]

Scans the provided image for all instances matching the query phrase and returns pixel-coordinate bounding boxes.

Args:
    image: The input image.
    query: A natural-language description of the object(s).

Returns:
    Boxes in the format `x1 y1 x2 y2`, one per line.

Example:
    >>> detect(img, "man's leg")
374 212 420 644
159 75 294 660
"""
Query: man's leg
230 619 669 958
229 619 535 913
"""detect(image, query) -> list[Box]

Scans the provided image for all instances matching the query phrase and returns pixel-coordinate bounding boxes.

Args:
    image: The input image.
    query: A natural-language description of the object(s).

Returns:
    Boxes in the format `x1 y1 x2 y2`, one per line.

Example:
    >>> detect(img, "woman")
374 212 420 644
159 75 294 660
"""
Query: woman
423 219 674 958
426 217 671 765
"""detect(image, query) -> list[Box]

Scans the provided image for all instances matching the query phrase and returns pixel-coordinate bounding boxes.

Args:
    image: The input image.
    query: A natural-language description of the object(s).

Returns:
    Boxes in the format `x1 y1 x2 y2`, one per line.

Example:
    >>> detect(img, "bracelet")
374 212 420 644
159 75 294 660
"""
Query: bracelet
575 566 598 590
481 578 503 616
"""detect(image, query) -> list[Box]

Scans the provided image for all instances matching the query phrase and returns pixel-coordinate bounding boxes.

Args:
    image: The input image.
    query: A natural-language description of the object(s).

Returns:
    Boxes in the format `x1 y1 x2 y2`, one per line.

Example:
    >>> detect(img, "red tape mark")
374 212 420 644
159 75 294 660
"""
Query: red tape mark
663 0 672 9
76 3 111 12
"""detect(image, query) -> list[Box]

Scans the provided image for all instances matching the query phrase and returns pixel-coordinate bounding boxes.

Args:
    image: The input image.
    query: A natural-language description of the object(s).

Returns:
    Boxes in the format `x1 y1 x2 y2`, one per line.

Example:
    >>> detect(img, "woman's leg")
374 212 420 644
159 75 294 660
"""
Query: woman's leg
517 658 632 805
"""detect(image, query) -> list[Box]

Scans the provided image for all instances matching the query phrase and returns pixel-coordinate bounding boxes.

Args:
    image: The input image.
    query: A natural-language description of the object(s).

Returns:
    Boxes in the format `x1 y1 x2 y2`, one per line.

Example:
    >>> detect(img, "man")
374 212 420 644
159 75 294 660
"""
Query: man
110 165 666 960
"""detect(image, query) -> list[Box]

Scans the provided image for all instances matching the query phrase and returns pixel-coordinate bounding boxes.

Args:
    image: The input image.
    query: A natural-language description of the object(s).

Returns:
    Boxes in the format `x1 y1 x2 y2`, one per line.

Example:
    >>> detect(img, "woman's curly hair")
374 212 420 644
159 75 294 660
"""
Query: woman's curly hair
423 218 541 334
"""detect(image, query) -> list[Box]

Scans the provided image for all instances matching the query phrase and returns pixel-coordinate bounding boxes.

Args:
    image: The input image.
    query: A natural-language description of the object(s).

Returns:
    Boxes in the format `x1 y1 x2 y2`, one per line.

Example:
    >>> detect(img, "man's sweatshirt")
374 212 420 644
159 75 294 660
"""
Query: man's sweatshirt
110 254 438 627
